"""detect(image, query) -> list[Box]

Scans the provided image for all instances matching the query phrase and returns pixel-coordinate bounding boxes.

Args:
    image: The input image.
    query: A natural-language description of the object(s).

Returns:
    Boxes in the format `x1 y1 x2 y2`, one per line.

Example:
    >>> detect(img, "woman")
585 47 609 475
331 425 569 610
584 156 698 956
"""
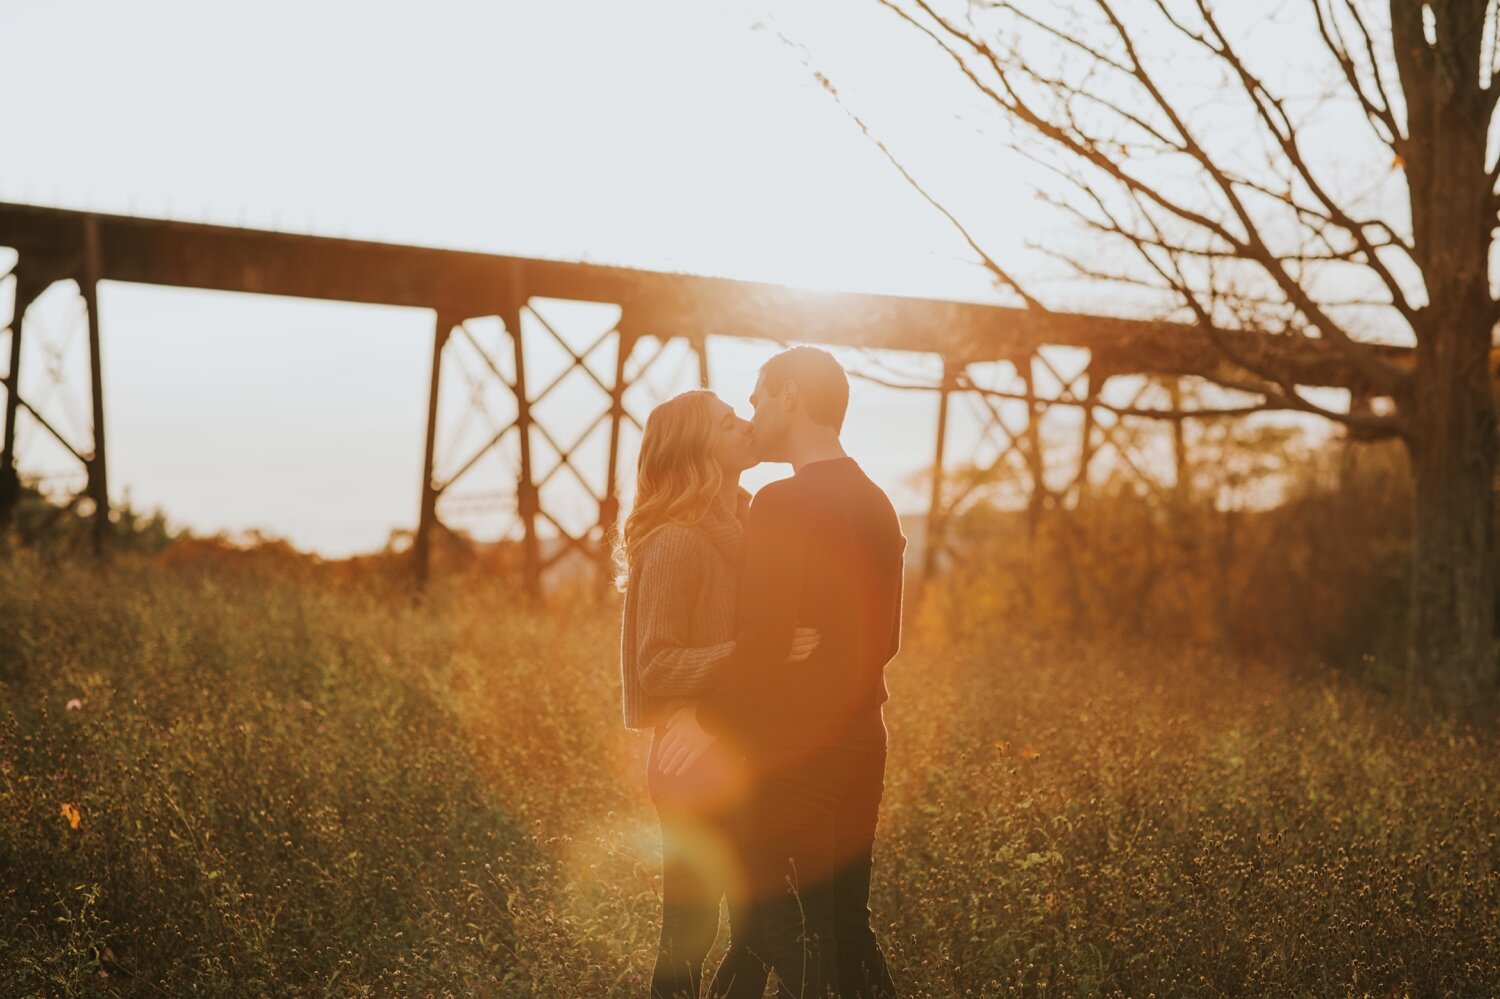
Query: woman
618 390 818 999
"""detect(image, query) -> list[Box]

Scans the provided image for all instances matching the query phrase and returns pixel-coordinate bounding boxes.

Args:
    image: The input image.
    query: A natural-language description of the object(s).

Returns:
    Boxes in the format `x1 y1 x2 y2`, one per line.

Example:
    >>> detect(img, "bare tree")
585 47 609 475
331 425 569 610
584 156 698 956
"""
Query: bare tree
829 0 1497 707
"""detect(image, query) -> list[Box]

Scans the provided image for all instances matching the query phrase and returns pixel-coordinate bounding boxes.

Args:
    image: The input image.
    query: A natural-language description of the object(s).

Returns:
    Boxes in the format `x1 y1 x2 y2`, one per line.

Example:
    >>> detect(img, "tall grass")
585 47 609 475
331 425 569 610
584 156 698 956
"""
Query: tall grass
1 549 1496 996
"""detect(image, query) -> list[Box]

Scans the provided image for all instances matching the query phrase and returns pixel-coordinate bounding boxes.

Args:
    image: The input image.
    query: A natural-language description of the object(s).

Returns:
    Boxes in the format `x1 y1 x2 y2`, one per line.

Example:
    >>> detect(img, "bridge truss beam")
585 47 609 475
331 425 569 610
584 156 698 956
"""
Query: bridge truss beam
0 203 1413 594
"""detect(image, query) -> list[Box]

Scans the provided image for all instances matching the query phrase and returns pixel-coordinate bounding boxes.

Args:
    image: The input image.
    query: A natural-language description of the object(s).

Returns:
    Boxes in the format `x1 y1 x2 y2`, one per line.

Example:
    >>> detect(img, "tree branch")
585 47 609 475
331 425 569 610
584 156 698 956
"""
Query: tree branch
767 22 1047 310
848 365 1400 436
1308 0 1404 148
884 0 1410 393
1172 0 1420 326
885 0 1249 249
1096 0 1410 389
1069 165 1406 435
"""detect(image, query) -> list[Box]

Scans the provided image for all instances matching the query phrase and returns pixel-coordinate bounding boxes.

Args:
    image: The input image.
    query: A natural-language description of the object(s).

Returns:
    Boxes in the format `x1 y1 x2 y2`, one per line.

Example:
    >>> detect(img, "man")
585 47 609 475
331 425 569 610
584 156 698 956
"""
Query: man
658 346 904 999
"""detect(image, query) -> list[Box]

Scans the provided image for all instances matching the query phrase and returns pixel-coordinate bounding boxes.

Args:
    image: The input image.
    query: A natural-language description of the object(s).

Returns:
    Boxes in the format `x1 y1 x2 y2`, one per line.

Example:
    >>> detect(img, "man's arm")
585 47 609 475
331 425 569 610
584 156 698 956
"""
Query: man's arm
888 545 905 661
695 485 804 741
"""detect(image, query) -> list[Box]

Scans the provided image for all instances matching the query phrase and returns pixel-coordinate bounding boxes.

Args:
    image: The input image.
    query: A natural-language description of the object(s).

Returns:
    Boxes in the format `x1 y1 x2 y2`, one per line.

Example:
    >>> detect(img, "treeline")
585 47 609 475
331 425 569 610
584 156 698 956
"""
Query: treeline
1 480 176 555
3 427 1457 680
931 429 1424 677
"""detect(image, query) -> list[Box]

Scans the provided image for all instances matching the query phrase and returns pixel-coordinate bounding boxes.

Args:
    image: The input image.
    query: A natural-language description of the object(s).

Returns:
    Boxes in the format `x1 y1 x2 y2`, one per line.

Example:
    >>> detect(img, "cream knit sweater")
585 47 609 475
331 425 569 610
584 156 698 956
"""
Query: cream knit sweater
619 496 746 731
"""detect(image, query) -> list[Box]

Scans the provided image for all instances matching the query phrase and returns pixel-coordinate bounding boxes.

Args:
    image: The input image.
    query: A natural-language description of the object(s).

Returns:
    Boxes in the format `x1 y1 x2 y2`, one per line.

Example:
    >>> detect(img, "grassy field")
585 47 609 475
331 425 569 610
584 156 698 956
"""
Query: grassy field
1 548 1497 997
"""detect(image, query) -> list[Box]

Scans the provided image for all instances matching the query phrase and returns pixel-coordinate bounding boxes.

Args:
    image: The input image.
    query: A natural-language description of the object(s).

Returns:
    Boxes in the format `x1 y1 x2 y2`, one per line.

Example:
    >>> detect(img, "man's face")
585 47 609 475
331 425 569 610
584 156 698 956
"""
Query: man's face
707 395 758 474
748 372 788 461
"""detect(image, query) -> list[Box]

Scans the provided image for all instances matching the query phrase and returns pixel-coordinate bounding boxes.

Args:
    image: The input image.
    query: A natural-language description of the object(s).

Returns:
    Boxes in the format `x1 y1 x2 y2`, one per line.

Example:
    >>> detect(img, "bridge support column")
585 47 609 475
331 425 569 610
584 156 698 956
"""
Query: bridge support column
1 266 31 529
81 218 110 557
1019 352 1046 541
693 334 711 389
1073 358 1110 508
1169 376 1190 503
414 313 454 590
922 357 954 583
504 299 542 600
598 328 637 581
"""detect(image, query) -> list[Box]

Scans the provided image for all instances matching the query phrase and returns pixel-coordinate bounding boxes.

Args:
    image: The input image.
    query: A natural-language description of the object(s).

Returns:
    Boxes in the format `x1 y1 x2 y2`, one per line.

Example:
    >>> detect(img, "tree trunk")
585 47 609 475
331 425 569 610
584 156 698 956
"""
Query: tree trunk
1391 0 1499 711
1406 358 1497 708
1404 189 1496 706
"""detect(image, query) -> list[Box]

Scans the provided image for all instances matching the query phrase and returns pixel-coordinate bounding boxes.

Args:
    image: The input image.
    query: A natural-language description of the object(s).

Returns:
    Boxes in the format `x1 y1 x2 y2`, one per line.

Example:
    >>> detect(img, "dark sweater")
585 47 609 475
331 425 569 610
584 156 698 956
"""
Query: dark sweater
697 457 906 759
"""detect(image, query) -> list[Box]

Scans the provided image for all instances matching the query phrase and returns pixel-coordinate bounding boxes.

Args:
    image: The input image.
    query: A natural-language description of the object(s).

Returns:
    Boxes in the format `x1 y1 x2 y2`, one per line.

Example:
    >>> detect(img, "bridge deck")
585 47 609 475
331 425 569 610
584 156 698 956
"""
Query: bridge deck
0 202 1405 392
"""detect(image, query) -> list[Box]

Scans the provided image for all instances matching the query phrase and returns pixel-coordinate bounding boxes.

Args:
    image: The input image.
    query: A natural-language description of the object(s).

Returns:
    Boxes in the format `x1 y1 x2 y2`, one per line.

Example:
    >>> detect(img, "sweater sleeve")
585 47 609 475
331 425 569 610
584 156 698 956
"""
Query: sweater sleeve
633 531 737 699
696 484 805 739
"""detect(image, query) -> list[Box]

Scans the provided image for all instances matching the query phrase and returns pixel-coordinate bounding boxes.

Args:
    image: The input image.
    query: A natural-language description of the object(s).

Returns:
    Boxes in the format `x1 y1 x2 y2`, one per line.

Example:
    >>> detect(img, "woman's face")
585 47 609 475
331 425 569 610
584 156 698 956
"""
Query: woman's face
708 395 759 475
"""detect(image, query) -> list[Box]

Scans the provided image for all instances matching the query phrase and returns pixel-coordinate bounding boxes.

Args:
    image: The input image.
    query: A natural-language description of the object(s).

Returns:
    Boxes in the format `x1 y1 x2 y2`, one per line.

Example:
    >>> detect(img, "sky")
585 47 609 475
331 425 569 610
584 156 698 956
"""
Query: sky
0 0 1376 555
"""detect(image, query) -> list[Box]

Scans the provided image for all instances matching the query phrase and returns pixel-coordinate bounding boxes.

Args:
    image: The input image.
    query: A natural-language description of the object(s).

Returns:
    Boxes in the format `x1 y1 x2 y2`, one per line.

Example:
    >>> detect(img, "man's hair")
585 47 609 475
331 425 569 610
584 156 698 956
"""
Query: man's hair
759 346 849 432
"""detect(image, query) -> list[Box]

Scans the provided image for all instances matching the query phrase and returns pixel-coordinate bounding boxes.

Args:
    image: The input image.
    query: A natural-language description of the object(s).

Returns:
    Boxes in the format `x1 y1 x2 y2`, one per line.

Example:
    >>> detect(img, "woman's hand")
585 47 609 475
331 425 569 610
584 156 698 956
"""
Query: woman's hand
785 626 821 663
658 706 716 777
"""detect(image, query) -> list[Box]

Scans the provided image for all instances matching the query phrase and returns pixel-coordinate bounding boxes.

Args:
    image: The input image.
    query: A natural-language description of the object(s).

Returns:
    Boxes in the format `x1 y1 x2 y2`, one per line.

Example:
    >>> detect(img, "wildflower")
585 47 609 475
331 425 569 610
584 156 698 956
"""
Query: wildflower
61 803 82 830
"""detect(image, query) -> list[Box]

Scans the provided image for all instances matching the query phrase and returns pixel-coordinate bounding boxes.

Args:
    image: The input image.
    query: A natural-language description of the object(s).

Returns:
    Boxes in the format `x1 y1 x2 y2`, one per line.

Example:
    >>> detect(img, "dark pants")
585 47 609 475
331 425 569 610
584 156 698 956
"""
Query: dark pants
648 728 770 999
725 715 897 999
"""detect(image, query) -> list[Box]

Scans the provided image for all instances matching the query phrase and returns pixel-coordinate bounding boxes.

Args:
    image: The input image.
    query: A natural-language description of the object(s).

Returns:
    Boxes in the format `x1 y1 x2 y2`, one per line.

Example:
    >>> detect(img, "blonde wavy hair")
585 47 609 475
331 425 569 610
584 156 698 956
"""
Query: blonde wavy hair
616 390 724 589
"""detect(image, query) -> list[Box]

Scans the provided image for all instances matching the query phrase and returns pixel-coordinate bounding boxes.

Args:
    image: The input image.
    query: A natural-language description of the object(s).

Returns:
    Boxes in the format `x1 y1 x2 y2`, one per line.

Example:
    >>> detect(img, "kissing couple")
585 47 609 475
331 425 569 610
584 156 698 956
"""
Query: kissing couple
619 346 904 998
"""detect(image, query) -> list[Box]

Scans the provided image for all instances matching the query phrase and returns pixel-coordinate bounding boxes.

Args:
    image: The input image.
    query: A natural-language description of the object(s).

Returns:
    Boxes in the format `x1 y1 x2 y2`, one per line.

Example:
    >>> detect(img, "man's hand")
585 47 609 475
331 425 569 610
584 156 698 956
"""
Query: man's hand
786 626 821 663
658 706 716 776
